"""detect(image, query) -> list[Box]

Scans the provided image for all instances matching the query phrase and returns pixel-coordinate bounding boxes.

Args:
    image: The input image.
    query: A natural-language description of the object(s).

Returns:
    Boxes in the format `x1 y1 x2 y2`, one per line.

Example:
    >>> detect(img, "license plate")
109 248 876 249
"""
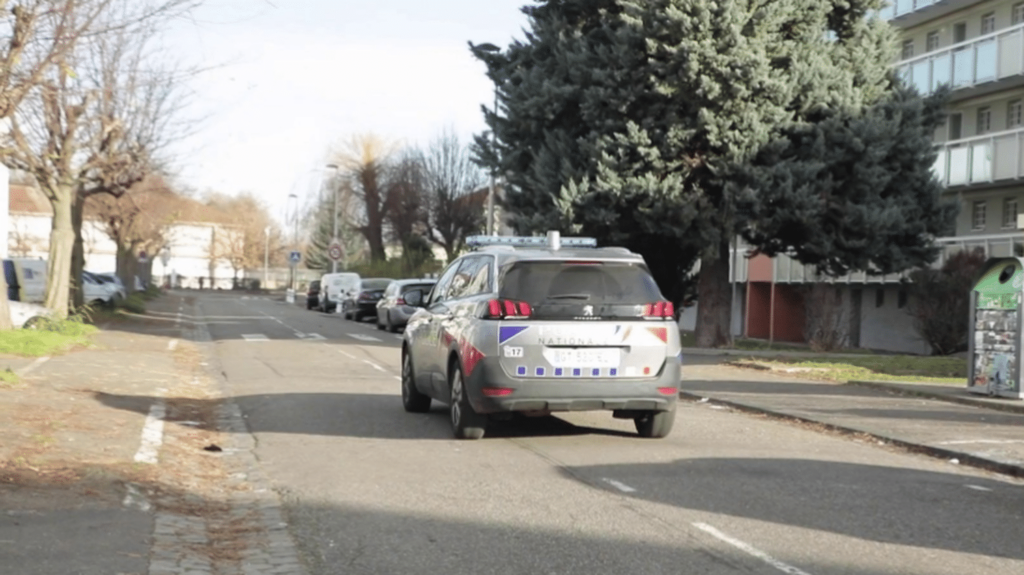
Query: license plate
543 348 620 368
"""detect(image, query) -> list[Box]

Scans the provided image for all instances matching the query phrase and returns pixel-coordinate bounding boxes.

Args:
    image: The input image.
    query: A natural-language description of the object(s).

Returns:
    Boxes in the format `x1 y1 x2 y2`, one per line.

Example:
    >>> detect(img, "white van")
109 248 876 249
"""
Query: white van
317 272 360 313
8 259 47 303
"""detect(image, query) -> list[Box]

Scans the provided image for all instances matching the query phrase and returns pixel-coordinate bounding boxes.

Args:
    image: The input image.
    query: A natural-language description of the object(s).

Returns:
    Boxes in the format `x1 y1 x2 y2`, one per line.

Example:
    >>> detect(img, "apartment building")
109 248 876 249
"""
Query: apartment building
678 3 1024 353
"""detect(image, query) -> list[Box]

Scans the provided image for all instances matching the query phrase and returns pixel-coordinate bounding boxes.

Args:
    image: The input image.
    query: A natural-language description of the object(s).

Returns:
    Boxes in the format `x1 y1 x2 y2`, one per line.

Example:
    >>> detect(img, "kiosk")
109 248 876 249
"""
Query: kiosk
969 257 1024 399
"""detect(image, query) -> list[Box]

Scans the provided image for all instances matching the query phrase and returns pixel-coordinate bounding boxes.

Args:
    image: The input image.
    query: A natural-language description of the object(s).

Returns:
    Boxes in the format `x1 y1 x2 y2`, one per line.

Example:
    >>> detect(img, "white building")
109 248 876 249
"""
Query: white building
7 182 238 289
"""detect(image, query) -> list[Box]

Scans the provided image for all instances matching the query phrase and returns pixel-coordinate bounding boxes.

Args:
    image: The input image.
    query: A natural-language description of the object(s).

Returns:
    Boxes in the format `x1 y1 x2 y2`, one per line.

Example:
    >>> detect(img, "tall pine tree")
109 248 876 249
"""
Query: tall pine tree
472 0 955 347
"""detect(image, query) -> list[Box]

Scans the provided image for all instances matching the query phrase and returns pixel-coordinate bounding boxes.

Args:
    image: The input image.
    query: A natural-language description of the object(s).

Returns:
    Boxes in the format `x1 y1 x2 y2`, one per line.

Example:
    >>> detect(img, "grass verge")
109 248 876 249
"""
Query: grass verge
732 355 966 385
0 369 20 388
0 315 98 357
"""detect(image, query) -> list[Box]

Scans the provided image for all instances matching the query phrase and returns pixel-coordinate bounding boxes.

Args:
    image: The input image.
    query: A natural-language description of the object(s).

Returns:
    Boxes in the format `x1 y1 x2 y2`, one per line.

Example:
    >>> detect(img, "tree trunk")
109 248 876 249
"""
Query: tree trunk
45 188 76 318
0 274 13 330
116 242 135 294
70 198 86 310
694 239 733 348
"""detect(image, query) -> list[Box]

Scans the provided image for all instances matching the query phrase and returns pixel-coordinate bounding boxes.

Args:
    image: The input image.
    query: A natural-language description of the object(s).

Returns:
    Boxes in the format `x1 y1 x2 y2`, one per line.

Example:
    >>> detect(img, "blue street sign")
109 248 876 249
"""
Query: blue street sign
289 251 302 264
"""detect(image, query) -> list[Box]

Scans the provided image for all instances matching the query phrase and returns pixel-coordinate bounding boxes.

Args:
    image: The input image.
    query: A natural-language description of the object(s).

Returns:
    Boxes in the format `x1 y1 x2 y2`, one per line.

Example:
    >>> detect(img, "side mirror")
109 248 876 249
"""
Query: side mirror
404 289 424 307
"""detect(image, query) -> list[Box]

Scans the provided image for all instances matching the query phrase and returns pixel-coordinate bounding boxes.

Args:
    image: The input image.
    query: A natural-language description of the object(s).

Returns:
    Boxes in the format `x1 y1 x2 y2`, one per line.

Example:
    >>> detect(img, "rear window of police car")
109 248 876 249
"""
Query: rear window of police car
498 261 662 305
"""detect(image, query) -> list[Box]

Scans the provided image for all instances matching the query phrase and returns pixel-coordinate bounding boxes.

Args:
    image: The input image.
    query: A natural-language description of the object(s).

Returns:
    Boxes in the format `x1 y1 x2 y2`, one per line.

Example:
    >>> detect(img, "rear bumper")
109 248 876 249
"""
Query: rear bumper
355 302 380 315
463 357 680 414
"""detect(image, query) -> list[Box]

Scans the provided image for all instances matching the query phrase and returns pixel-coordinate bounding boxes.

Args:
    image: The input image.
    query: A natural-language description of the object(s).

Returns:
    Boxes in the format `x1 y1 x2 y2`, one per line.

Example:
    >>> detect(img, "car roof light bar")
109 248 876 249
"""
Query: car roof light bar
466 231 597 250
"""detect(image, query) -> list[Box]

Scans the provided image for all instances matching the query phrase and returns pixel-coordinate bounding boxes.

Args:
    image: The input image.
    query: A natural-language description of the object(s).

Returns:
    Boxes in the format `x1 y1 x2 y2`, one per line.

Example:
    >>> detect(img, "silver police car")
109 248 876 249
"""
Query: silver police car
400 232 681 440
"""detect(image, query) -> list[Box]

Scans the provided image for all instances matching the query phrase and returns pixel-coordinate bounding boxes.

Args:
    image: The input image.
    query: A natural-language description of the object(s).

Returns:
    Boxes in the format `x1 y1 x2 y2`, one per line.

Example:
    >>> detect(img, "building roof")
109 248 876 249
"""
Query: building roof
9 183 53 216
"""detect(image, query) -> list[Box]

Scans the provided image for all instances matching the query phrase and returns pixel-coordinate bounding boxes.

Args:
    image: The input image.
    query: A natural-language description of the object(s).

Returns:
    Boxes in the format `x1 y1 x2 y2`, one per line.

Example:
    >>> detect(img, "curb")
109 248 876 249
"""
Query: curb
845 380 1024 416
678 391 1024 480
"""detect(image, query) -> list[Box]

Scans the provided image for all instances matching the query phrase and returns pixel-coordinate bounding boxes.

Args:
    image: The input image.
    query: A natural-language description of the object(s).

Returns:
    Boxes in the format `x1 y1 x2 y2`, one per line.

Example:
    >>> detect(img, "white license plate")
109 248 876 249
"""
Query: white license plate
543 348 620 368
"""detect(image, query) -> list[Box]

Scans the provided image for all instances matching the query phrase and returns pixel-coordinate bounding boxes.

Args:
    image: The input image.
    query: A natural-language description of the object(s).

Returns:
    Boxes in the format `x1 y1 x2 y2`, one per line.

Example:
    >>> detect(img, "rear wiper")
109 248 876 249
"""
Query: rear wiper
545 294 591 301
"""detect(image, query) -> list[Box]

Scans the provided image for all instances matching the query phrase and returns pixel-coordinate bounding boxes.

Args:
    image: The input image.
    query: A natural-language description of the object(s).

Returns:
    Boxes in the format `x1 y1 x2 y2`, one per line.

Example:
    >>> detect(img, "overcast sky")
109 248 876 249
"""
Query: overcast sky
164 0 531 222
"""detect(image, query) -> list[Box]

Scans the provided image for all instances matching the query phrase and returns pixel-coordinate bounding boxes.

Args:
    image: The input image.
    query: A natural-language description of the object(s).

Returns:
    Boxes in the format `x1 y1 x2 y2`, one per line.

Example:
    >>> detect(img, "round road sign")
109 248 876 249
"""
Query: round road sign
328 240 344 262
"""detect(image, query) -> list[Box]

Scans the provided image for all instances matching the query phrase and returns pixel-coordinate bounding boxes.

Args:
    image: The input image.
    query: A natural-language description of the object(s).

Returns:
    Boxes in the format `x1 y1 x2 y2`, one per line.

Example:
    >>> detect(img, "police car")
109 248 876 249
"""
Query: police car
400 232 682 440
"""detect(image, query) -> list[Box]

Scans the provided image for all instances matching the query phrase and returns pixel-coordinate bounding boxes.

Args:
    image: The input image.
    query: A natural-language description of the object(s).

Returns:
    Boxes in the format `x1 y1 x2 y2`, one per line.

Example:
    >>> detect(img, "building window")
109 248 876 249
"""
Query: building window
926 31 940 52
1015 3 1024 26
1004 197 1019 229
953 22 967 44
875 289 885 308
982 13 996 35
1009 100 1023 129
901 39 914 60
977 107 992 134
973 201 988 231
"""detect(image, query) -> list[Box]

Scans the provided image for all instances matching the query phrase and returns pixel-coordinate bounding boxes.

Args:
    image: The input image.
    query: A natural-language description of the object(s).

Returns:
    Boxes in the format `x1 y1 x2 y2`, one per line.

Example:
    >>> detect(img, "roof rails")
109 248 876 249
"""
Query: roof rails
466 231 597 251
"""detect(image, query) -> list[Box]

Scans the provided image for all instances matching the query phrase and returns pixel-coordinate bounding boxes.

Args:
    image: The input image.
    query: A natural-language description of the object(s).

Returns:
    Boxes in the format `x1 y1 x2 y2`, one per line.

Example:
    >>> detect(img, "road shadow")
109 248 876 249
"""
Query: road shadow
562 457 1024 561
92 391 637 441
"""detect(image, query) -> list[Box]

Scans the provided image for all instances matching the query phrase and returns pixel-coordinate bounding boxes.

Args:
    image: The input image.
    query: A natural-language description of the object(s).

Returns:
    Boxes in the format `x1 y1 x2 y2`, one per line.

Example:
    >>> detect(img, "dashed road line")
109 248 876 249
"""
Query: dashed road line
123 483 152 512
692 522 813 575
134 401 167 464
337 349 357 360
16 356 51 376
966 484 993 492
242 334 270 342
348 333 381 342
601 478 637 493
362 360 386 373
167 339 179 351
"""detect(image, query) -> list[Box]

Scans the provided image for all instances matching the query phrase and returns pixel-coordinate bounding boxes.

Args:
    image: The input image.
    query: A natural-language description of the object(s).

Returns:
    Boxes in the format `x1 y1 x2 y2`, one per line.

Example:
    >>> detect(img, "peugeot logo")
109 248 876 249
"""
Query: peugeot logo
582 305 594 316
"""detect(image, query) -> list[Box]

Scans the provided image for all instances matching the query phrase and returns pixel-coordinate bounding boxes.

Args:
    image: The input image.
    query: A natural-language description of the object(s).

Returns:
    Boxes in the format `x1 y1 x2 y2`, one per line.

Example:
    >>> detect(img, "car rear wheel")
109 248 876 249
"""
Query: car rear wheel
401 352 431 413
449 363 486 440
634 408 675 439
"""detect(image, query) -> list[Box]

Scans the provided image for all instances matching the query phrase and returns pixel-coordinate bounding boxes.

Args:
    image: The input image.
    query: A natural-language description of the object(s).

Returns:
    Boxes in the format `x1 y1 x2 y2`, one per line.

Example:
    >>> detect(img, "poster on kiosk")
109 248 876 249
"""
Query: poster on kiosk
969 257 1024 399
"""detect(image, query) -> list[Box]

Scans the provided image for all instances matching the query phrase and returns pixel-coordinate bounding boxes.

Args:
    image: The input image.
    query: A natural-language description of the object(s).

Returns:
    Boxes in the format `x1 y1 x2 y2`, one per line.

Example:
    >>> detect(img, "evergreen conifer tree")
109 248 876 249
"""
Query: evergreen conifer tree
472 0 955 346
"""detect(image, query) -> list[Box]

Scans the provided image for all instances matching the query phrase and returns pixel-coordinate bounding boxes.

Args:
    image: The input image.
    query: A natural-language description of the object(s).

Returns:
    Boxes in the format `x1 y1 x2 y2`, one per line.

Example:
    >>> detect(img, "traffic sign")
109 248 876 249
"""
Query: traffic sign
328 240 344 262
289 251 302 264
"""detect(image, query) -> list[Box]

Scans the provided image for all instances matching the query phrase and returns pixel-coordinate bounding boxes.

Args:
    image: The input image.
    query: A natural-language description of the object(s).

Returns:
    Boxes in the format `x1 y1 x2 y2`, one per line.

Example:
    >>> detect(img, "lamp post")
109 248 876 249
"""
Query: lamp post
288 193 298 295
487 89 497 236
325 164 340 273
263 226 270 289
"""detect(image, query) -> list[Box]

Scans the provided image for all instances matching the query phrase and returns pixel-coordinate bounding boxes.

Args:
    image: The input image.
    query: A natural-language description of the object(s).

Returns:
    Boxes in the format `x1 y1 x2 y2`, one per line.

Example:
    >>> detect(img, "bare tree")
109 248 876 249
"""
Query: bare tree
1 0 199 317
423 130 486 262
203 192 284 284
329 134 399 263
386 151 428 246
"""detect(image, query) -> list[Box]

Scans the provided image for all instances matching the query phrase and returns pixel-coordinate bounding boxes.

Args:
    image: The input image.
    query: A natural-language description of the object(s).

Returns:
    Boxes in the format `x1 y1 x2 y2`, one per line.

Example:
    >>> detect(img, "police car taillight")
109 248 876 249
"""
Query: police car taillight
642 301 675 319
485 299 532 319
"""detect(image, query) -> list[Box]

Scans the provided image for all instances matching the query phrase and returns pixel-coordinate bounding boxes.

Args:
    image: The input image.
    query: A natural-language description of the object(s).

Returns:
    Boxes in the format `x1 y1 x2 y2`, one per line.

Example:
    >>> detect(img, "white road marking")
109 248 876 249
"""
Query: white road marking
966 484 993 492
303 333 325 340
692 523 813 575
133 401 167 464
167 339 178 351
16 356 51 376
242 334 270 342
348 333 381 342
394 376 402 381
393 334 403 340
337 349 357 359
122 483 152 511
362 360 386 373
601 478 637 493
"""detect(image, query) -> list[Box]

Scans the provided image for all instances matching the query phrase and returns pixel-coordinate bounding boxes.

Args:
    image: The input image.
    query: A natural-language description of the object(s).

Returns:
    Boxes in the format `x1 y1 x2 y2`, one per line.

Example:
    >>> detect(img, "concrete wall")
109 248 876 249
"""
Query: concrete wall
678 284 747 338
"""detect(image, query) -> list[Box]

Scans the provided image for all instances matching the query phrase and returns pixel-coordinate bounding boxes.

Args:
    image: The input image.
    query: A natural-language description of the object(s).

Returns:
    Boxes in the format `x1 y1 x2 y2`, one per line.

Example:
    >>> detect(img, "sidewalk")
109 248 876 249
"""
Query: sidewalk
681 363 1024 479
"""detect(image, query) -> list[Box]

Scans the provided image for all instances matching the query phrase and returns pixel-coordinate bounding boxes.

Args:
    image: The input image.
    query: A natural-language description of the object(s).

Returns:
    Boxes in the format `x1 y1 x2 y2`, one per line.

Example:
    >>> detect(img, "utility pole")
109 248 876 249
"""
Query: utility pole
486 89 497 236
326 164 339 273
263 226 270 289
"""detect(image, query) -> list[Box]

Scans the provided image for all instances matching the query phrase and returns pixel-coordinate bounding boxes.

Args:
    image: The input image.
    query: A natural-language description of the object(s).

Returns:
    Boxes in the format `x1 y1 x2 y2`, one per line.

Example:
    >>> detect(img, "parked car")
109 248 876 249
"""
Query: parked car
306 280 321 310
93 273 128 301
3 258 46 303
343 278 393 321
376 279 438 332
9 300 51 329
318 272 361 313
400 232 681 440
80 271 115 306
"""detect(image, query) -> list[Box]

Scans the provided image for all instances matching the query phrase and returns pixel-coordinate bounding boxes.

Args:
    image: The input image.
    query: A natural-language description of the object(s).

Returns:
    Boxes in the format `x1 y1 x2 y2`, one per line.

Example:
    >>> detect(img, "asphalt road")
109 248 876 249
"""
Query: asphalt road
193 291 1024 575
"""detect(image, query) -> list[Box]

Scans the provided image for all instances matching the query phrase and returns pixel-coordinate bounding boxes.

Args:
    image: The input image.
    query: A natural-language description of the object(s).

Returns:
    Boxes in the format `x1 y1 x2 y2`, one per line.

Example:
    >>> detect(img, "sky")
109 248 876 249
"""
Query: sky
162 0 532 223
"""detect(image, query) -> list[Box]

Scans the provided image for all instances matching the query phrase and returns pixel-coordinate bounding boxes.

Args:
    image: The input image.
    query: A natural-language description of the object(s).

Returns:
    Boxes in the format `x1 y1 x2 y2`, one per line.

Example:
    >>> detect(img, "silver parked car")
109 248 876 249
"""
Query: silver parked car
400 232 681 440
376 278 438 332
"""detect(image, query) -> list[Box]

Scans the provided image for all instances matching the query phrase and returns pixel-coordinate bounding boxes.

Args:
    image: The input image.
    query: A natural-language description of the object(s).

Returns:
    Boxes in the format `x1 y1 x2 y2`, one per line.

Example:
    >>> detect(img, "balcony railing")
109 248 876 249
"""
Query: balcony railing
895 22 1024 96
879 0 939 20
932 127 1024 187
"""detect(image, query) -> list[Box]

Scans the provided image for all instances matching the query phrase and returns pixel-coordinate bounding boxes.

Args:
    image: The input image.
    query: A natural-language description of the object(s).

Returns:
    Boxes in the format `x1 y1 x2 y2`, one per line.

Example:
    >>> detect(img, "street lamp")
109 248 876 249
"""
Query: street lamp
263 226 270 289
287 193 299 297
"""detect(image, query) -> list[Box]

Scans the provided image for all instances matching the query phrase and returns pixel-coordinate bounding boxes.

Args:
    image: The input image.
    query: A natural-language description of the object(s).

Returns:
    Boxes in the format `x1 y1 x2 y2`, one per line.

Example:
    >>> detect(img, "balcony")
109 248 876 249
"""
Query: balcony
880 0 987 27
895 22 1024 99
932 127 1024 187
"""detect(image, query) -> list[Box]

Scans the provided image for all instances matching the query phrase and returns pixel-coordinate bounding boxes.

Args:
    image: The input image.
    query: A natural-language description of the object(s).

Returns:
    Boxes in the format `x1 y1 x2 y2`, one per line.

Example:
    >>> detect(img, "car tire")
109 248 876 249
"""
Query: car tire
634 408 675 439
376 314 385 330
401 351 431 413
386 311 399 333
353 311 362 322
449 362 487 440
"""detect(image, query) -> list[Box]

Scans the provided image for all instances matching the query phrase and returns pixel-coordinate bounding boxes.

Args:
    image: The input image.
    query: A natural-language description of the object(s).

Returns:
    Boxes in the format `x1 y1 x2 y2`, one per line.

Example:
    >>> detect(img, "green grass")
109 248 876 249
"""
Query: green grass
735 355 966 385
0 315 98 357
679 330 870 354
119 293 147 314
0 369 20 388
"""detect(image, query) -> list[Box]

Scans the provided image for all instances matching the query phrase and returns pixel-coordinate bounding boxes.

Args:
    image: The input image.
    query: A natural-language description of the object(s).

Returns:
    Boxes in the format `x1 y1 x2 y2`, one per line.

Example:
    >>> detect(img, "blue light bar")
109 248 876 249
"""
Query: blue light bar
466 232 598 250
